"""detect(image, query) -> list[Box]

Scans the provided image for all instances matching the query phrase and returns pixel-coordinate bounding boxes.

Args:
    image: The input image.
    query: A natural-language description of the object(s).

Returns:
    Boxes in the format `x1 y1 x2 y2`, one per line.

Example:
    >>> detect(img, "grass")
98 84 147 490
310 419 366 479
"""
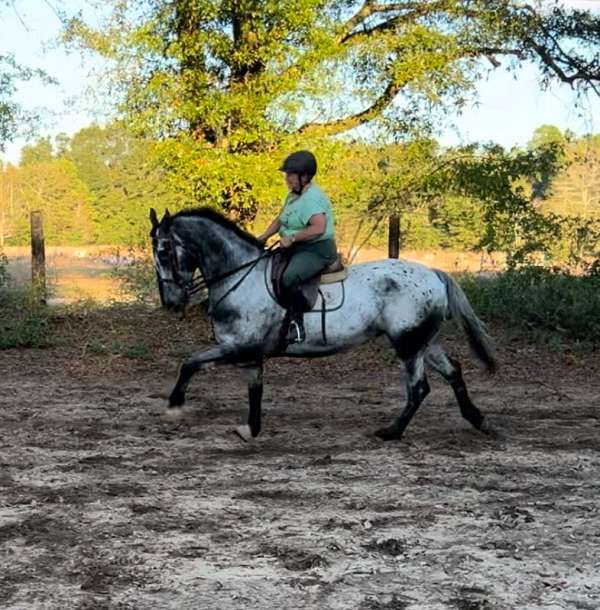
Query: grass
0 285 54 349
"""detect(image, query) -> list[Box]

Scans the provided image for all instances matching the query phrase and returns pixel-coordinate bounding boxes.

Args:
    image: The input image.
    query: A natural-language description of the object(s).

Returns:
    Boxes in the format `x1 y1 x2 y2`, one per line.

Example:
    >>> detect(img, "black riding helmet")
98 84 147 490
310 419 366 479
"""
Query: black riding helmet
279 150 317 179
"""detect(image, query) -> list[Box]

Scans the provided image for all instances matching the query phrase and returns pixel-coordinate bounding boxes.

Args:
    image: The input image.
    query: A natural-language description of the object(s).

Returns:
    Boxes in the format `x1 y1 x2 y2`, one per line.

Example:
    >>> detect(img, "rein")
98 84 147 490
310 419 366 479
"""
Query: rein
197 244 279 309
188 244 277 296
161 236 278 308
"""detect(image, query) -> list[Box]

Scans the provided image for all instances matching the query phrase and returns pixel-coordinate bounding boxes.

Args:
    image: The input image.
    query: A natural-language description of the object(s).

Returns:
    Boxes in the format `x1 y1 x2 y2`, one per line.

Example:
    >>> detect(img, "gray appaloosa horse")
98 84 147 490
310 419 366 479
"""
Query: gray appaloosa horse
150 207 496 442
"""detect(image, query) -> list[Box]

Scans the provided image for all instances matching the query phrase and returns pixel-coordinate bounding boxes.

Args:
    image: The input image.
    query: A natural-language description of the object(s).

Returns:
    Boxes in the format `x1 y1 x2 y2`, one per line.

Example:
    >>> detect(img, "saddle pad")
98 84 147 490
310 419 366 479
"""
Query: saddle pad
320 268 348 284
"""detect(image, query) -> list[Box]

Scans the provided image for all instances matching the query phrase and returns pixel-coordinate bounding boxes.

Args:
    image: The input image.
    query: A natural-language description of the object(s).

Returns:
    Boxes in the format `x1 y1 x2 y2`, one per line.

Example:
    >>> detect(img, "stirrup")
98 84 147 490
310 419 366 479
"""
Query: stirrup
286 319 306 344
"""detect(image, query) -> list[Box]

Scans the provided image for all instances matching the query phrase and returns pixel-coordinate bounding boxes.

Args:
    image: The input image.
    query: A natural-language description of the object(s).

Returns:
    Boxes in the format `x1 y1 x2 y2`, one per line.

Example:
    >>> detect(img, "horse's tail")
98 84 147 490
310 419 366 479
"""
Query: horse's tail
435 270 497 374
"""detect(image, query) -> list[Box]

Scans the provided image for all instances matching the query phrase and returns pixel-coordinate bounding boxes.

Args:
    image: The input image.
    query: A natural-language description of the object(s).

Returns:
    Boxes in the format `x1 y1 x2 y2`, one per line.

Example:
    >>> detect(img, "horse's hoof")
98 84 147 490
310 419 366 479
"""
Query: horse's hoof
479 419 505 440
233 424 255 442
374 426 403 442
160 407 188 425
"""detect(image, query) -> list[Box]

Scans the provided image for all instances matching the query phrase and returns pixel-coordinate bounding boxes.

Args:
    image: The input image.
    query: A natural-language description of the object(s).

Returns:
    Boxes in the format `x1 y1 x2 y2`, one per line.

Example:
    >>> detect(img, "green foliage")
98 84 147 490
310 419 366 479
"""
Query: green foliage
0 126 183 246
541 134 600 218
0 249 9 286
110 250 158 304
63 125 184 243
0 284 54 349
429 196 485 250
361 140 566 261
20 138 54 165
528 125 565 150
0 246 53 349
84 339 152 360
460 267 600 346
61 0 600 222
429 143 565 265
546 215 600 269
13 158 94 245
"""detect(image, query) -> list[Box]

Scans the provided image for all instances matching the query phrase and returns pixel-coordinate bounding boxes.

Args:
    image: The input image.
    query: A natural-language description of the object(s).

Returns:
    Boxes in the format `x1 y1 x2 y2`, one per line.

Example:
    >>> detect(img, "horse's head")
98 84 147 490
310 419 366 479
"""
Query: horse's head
149 208 196 311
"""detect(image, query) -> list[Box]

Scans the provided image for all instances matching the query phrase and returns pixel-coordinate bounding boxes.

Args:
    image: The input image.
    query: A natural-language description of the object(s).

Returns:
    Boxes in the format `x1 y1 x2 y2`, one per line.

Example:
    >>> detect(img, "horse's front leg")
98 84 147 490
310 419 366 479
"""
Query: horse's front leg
234 361 263 442
162 345 240 423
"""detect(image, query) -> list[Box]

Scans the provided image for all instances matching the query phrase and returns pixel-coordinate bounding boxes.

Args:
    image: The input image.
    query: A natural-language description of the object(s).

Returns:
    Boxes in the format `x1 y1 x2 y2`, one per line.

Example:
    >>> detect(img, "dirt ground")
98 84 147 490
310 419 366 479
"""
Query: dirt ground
0 308 599 610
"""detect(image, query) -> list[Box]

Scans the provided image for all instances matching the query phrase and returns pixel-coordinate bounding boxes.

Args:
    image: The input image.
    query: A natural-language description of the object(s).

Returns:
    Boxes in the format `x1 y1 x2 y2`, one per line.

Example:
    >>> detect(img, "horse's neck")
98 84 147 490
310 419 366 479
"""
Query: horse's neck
177 217 261 278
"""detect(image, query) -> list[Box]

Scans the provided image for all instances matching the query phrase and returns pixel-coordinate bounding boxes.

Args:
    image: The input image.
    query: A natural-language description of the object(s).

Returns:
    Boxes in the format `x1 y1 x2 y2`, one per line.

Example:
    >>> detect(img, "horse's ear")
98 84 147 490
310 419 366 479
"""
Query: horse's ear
149 208 159 229
163 209 171 222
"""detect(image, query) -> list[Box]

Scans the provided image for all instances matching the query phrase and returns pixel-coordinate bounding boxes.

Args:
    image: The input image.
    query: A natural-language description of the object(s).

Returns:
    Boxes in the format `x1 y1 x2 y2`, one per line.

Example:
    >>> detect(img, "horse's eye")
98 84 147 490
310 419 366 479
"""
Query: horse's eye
156 248 170 264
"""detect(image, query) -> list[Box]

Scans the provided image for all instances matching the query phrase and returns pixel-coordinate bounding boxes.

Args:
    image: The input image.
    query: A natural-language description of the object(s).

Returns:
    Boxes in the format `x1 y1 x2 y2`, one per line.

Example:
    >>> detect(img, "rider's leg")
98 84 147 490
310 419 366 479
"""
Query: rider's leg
282 251 325 343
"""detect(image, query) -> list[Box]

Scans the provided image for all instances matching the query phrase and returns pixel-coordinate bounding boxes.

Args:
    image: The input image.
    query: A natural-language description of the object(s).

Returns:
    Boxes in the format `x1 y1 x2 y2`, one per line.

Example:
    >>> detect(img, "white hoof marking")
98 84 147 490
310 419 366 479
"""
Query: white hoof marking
234 424 253 442
160 407 186 425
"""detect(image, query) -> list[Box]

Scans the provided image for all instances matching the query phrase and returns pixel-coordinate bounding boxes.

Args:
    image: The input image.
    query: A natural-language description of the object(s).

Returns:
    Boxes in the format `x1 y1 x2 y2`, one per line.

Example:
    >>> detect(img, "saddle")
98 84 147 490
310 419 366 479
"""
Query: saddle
271 250 347 311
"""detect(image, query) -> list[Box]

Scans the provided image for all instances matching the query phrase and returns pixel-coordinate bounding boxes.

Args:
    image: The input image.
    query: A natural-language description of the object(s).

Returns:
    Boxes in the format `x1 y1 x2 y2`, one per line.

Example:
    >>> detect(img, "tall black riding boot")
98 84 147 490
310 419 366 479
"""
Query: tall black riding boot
285 287 307 344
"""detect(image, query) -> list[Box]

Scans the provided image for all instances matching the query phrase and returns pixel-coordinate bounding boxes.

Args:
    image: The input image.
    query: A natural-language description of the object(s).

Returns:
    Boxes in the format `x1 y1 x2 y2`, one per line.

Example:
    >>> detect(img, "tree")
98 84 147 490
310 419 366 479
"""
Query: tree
542 134 600 218
63 124 183 243
528 124 564 150
12 158 94 245
20 138 54 165
63 0 600 221
0 163 18 246
433 143 565 265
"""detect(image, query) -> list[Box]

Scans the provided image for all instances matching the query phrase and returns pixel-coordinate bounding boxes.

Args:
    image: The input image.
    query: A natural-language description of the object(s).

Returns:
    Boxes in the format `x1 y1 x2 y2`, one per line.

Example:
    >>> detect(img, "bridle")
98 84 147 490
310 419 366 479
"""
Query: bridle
155 233 277 308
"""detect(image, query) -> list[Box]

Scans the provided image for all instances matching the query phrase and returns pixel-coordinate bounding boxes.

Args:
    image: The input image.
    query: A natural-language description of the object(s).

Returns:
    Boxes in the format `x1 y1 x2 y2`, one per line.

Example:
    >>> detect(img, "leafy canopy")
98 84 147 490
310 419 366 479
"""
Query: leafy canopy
64 0 600 150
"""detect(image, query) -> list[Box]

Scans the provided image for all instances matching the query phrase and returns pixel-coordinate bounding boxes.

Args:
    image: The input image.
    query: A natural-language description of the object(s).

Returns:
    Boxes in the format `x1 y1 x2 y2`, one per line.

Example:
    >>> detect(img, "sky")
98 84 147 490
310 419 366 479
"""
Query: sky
1 0 600 165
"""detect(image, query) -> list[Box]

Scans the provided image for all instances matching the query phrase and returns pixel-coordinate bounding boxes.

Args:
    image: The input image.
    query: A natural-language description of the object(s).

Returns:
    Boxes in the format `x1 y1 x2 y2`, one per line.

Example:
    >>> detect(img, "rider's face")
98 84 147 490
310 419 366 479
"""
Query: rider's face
284 172 303 193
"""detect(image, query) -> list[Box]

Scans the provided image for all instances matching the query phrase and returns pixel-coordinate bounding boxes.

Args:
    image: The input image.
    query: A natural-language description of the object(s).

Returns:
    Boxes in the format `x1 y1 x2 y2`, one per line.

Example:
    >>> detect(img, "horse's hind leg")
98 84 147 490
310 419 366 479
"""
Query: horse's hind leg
375 353 430 441
425 344 486 432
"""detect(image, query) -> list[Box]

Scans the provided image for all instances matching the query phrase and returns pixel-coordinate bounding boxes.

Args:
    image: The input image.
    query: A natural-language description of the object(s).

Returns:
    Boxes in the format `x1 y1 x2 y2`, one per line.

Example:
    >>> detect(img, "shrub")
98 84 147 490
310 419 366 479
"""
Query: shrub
460 266 600 346
110 249 158 304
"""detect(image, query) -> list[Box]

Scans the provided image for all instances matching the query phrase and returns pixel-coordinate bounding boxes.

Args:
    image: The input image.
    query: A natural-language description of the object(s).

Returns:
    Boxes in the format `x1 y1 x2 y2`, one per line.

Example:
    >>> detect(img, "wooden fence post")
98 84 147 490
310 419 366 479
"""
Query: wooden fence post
30 211 46 304
388 214 400 259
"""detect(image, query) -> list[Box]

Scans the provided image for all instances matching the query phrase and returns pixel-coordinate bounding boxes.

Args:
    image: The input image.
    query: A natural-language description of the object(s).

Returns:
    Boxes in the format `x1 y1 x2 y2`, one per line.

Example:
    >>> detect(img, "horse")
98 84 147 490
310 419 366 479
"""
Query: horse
149 207 497 442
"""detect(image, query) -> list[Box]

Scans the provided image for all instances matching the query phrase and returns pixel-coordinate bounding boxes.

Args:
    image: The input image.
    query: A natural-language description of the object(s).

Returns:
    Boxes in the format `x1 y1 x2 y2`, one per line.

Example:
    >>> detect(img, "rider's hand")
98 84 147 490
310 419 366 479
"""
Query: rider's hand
280 235 294 249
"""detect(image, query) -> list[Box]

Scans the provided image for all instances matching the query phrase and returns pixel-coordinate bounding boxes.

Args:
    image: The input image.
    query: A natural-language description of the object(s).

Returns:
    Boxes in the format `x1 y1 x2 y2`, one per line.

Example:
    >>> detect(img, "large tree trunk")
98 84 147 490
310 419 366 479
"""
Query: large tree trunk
388 214 400 259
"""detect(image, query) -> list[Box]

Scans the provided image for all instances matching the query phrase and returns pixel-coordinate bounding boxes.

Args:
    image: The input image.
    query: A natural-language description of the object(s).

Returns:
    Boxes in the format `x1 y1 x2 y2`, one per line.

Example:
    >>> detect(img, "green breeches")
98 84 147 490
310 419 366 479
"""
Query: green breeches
281 239 337 290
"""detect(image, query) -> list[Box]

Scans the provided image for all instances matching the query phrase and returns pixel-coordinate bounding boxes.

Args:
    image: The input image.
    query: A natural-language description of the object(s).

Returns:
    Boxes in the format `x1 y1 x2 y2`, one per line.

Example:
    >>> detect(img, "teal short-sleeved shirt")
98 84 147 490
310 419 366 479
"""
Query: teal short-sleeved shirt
279 183 335 242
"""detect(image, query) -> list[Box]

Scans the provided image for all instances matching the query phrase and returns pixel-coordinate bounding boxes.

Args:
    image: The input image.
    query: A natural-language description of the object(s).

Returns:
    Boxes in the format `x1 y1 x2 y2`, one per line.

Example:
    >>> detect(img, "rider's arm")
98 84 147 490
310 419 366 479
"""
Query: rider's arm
287 213 326 244
257 218 281 244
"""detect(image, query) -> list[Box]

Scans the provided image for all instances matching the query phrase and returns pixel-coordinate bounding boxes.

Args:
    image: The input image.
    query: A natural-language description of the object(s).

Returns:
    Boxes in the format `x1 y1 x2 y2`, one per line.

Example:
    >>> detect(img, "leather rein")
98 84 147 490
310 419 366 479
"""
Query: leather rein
158 236 277 307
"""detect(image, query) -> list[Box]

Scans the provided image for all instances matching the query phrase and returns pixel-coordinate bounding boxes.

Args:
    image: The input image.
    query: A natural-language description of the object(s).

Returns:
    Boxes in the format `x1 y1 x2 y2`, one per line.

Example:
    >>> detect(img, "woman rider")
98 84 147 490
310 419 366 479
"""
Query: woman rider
258 150 337 344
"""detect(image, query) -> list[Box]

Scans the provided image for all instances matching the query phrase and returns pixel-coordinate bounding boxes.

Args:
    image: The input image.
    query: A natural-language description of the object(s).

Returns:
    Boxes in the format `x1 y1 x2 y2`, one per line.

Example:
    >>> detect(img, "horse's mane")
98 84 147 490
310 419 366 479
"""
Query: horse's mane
172 207 263 249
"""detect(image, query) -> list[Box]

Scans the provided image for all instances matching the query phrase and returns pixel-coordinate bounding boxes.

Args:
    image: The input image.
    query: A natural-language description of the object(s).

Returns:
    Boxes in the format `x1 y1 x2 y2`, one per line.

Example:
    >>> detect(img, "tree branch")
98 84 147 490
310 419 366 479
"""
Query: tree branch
525 36 600 95
339 1 452 44
297 79 400 136
296 43 525 137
